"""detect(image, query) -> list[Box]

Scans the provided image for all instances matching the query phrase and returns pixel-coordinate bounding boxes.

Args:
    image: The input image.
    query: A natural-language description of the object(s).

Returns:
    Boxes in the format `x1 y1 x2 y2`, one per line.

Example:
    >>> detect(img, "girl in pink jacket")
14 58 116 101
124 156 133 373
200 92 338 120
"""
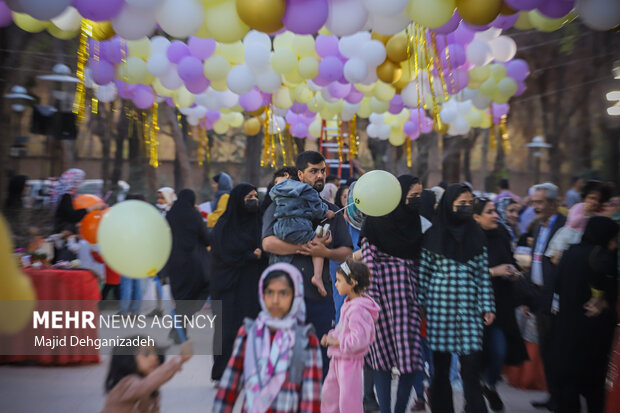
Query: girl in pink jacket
321 259 380 413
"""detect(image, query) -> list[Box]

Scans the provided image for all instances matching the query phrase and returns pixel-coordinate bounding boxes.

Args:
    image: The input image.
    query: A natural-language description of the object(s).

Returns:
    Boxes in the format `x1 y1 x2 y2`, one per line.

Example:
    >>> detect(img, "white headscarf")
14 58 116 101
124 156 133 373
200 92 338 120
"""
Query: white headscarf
156 187 177 213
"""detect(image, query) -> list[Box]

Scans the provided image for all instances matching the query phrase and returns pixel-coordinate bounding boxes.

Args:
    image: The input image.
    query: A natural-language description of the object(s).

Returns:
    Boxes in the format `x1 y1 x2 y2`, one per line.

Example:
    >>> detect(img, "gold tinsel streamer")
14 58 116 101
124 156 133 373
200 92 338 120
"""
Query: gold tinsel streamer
261 105 270 167
430 33 448 98
349 115 358 159
91 38 99 115
413 25 423 130
73 20 92 122
197 126 205 166
150 102 159 168
490 117 496 150
406 137 412 168
337 120 344 164
499 114 510 153
422 31 441 130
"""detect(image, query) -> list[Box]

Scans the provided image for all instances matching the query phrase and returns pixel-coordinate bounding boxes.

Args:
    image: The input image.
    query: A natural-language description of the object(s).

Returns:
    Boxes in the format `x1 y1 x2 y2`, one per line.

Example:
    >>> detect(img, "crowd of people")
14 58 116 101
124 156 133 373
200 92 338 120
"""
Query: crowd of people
3 155 620 413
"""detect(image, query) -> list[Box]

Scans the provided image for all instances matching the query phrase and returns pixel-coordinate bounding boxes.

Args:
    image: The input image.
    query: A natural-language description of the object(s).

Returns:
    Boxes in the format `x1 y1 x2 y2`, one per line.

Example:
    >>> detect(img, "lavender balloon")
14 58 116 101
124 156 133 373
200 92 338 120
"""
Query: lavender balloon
133 85 155 110
538 0 574 19
283 0 329 35
491 13 519 29
315 34 339 57
206 110 220 123
291 122 308 138
101 37 124 64
167 41 191 65
454 23 475 46
186 76 210 94
431 10 462 34
345 87 364 104
403 121 419 136
328 82 351 99
312 74 332 87
514 80 527 97
116 80 137 100
290 102 308 113
504 0 543 11
506 59 530 81
491 103 509 122
178 56 203 82
463 21 491 32
239 88 263 111
445 69 469 94
90 59 115 85
388 95 404 115
319 56 344 83
285 111 300 124
73 0 124 21
0 1 12 27
299 113 315 125
440 44 467 68
188 37 216 61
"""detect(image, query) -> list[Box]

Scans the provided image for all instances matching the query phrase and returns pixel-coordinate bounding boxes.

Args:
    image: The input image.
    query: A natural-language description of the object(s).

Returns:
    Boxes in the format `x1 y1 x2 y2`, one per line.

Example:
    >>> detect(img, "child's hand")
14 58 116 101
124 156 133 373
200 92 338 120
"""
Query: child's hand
253 248 262 259
320 334 329 347
326 210 336 220
180 341 193 363
326 336 340 347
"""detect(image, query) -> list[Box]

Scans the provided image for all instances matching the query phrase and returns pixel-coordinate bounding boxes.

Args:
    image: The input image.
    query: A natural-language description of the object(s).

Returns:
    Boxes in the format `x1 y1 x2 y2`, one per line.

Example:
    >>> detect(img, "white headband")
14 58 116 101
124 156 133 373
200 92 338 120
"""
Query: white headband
340 262 351 276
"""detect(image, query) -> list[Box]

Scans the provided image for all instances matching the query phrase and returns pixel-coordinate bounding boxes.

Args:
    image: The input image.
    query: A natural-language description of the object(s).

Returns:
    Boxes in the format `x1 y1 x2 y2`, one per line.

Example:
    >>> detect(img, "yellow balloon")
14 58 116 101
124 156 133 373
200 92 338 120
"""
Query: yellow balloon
490 64 507 81
528 9 575 32
90 21 116 41
389 130 407 146
480 112 492 128
456 0 502 26
298 57 319 79
294 83 313 103
47 24 79 40
479 77 497 96
273 31 294 50
213 119 229 134
357 97 372 118
126 58 148 84
235 0 285 33
466 110 483 127
97 201 172 279
204 55 232 82
352 170 401 216
216 41 245 64
369 97 389 113
386 33 409 63
283 69 304 86
153 78 174 97
407 0 456 29
271 48 298 74
12 12 49 33
468 66 491 83
173 86 195 108
325 100 343 114
244 117 261 135
204 0 250 43
307 95 325 113
292 35 317 58
274 87 293 109
492 89 510 104
228 112 244 127
318 26 331 35
309 119 322 138
211 78 229 91
514 11 534 30
374 81 396 102
250 106 265 117
376 59 402 84
128 37 151 60
497 77 517 97
371 31 392 45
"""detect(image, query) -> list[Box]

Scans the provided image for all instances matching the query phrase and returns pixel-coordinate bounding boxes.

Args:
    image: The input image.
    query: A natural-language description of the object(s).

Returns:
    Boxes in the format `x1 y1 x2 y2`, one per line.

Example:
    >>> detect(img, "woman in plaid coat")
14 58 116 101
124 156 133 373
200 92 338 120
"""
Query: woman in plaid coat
213 263 322 413
418 184 496 413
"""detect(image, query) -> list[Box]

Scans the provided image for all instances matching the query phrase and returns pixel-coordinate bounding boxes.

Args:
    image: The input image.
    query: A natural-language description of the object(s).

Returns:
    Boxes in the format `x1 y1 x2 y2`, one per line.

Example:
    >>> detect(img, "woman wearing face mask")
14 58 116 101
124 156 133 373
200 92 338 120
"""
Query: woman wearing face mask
552 216 618 413
213 263 322 412
155 187 176 216
472 198 528 412
358 175 426 413
210 183 268 383
418 183 496 413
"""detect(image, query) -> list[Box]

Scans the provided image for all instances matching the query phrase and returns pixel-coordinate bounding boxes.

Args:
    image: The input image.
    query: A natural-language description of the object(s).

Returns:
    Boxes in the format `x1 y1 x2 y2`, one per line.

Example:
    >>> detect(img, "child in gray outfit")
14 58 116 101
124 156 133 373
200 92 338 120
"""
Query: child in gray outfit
269 178 335 296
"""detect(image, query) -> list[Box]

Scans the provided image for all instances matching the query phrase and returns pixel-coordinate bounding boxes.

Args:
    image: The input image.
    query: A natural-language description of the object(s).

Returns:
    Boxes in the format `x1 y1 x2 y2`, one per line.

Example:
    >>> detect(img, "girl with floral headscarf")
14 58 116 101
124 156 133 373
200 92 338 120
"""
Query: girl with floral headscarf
213 263 322 413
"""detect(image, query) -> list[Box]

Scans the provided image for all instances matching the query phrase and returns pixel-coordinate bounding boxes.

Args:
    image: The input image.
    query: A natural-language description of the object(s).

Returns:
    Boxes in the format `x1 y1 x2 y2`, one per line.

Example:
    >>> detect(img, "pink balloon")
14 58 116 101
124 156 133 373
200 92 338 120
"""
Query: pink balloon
89 59 115 85
327 81 351 99
283 0 329 35
0 2 13 27
538 0 574 18
73 0 124 21
345 87 364 104
318 56 344 83
188 36 216 60
388 95 404 114
178 56 203 82
239 88 263 111
185 76 210 94
167 41 191 64
291 122 308 138
315 34 339 57
133 85 155 110
431 10 461 34
403 121 419 136
504 0 542 11
506 59 530 81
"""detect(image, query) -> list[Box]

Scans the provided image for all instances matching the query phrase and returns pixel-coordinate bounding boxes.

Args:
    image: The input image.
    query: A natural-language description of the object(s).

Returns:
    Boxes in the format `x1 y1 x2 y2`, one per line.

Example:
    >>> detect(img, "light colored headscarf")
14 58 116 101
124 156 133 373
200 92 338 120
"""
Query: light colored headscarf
320 183 337 204
51 168 85 205
244 263 305 413
157 187 177 212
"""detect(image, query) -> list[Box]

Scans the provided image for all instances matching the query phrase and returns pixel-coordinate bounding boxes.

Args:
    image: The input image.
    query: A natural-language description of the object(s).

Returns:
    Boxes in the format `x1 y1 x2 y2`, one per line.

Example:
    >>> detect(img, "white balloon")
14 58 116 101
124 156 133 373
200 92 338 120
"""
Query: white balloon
19 0 71 20
51 6 81 32
268 116 286 134
474 27 502 42
244 44 271 73
321 89 339 103
343 58 369 83
369 113 385 124
360 40 387 67
160 65 183 90
466 40 492 67
369 9 410 35
243 30 272 49
366 123 379 138
84 68 94 89
147 54 171 77
378 124 391 140
216 90 239 108
192 105 207 119
197 89 220 110
449 117 470 135
307 79 323 92
401 82 418 108
255 69 282 93
156 0 204 39
576 0 620 31
456 100 472 116
461 88 478 100
326 0 369 36
490 36 517 63
362 0 408 17
227 64 255 94
112 4 157 41
472 93 491 110
187 115 200 126
360 68 378 85
344 101 361 113
341 110 355 121
96 82 117 103
150 36 171 55
439 106 457 124
126 0 165 10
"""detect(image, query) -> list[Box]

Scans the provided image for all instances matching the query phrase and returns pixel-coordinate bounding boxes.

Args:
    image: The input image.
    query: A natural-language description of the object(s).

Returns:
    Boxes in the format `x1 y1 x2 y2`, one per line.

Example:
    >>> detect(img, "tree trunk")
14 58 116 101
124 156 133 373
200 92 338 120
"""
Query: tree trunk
415 133 432 187
111 105 127 197
246 132 262 186
128 111 147 195
162 105 195 191
442 134 461 183
101 103 112 193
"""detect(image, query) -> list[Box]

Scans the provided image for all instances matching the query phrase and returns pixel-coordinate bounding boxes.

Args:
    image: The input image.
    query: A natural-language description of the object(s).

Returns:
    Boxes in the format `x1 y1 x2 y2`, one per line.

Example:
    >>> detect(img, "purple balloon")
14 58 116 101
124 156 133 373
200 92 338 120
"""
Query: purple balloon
345 88 364 104
283 0 329 35
514 80 527 97
440 44 467 68
463 21 491 32
403 121 419 136
167 41 191 65
491 13 519 29
537 0 574 18
206 110 220 123
446 69 469 94
492 103 510 122
0 1 12 27
239 88 263 111
133 85 155 110
100 37 124 64
315 34 339 57
318 56 344 83
188 37 216 61
291 122 308 138
506 59 530 81
312 74 332 87
290 102 308 113
299 113 315 125
178 56 203 82
73 0 124 21
89 59 115 85
285 111 300 124
420 116 433 134
327 81 351 99
505 0 543 11
432 10 462 34
454 23 475 46
388 95 404 114
115 80 136 100
165 97 175 107
185 76 210 94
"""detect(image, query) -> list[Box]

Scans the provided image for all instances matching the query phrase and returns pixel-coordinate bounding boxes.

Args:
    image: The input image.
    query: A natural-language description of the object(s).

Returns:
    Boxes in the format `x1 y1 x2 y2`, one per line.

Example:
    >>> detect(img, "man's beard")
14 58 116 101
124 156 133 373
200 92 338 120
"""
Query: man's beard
313 181 325 192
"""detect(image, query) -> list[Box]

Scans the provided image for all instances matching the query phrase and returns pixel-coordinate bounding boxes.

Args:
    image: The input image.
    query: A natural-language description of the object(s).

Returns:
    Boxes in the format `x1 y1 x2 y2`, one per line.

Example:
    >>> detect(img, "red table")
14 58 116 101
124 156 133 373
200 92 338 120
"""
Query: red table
0 269 101 365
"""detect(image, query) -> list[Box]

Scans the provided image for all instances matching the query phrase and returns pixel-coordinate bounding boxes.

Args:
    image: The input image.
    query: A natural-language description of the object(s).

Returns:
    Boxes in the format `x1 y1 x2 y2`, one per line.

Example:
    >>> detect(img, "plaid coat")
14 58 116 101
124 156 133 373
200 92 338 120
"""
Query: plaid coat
361 239 423 374
417 248 496 355
213 325 322 413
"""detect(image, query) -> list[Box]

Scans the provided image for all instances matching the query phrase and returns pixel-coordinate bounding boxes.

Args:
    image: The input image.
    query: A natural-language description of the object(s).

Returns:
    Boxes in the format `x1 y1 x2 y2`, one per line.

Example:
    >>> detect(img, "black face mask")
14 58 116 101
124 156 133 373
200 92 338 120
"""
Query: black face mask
406 197 421 212
454 205 473 220
244 199 259 212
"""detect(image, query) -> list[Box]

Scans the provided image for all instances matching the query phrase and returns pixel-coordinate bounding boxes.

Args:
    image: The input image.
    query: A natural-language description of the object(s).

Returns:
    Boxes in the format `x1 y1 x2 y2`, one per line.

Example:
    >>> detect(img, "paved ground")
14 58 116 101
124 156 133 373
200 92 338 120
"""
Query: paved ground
0 354 563 413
